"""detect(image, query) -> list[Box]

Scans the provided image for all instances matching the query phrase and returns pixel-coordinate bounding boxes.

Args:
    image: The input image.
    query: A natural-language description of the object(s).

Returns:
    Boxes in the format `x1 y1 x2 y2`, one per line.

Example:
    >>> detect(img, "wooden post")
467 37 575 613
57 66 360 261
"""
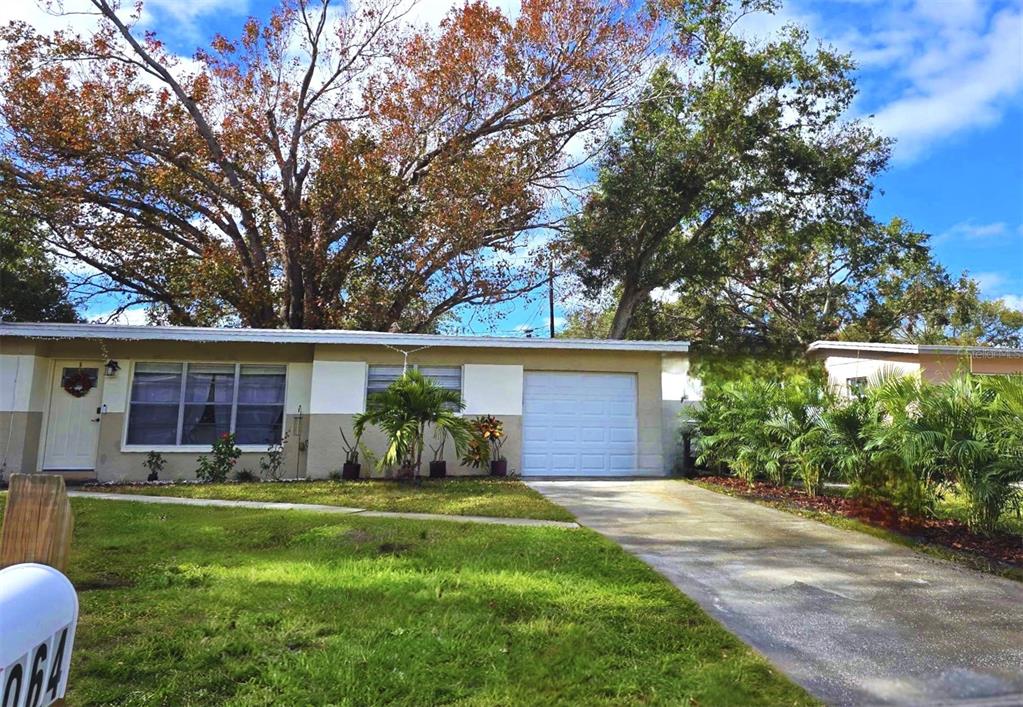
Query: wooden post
1 474 74 572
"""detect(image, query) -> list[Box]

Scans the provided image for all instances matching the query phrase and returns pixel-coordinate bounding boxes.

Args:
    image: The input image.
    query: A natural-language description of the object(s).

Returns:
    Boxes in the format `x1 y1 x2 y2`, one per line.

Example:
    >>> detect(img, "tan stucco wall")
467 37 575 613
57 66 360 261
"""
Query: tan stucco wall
919 353 1023 380
6 337 686 479
0 411 42 474
94 412 309 482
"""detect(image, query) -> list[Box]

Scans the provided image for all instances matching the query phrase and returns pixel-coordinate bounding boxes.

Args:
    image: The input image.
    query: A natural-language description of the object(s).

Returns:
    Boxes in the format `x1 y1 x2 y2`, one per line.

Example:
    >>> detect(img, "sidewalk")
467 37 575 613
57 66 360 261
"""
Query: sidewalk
68 490 580 529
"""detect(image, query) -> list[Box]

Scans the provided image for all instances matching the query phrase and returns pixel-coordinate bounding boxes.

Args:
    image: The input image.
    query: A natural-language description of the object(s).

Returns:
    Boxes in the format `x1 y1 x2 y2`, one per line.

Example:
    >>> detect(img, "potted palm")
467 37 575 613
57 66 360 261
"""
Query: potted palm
339 426 362 480
354 369 476 483
429 431 448 478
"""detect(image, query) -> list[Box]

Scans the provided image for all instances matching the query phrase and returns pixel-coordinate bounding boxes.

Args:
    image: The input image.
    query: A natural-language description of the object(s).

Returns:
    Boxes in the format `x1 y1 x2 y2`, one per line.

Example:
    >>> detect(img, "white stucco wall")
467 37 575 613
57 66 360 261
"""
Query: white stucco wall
309 360 367 414
824 355 920 396
286 362 313 415
463 364 524 415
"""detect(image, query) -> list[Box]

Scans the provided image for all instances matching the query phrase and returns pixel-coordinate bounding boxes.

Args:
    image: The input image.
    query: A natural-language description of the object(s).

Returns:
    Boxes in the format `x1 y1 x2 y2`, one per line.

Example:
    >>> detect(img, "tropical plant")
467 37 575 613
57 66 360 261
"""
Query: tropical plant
339 426 361 465
354 370 476 481
764 378 834 495
909 374 1022 532
695 379 786 484
196 433 242 483
143 451 166 482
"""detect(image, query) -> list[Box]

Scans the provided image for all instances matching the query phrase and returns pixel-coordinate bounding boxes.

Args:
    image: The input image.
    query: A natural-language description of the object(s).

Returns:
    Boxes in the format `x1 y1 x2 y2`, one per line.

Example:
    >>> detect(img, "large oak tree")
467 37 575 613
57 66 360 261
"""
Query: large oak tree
569 0 890 339
0 0 648 329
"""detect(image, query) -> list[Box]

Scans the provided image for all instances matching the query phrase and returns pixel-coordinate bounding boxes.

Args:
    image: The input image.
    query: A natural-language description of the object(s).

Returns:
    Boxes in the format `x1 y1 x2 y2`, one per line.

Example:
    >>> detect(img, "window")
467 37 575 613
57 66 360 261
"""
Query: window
366 365 462 396
126 362 286 447
846 376 869 397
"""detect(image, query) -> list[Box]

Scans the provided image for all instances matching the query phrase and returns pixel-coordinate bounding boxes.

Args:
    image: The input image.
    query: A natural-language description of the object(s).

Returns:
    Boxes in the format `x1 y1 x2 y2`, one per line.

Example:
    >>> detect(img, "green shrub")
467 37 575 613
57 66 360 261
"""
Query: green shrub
196 433 242 483
690 367 1022 531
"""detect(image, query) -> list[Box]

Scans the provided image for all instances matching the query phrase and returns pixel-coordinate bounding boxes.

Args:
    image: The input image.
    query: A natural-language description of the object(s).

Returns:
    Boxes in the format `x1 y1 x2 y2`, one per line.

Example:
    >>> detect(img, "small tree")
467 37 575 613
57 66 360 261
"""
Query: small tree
354 370 475 482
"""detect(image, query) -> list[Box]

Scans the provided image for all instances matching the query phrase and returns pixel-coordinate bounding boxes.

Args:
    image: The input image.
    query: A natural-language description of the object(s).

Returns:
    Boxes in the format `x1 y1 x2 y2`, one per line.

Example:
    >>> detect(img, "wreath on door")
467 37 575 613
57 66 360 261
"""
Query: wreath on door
62 368 96 398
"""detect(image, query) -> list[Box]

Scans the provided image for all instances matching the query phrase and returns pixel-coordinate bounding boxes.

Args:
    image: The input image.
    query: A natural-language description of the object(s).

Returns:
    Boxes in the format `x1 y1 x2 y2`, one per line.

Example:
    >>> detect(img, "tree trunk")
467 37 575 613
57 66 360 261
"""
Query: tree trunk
608 282 650 339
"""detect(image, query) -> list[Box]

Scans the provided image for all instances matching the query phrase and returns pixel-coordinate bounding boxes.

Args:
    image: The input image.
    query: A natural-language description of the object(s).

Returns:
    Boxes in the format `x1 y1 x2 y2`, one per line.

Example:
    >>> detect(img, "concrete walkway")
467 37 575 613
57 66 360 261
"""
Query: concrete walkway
528 479 1023 707
68 491 580 529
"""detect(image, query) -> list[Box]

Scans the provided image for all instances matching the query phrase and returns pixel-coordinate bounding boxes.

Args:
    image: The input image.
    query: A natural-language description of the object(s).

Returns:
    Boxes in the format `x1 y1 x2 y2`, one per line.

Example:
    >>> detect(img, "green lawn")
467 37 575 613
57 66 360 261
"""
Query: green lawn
81 478 575 522
10 498 813 706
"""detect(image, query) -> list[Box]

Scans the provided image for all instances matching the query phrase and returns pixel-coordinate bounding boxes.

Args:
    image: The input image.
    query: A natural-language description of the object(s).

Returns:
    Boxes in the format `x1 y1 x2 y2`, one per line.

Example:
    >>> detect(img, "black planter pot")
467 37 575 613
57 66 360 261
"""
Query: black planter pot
429 460 447 478
490 459 508 477
341 461 361 480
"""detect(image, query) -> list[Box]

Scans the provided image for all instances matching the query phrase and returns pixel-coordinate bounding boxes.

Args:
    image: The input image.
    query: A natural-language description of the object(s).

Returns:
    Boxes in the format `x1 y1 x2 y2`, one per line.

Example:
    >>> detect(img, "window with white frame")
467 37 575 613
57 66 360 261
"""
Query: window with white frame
126 362 286 446
366 364 462 397
846 376 869 397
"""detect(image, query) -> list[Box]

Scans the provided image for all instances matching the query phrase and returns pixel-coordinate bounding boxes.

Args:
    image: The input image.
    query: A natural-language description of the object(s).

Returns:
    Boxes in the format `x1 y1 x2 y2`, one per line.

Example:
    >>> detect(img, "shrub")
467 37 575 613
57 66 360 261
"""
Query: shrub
143 451 166 481
234 468 258 483
259 435 288 481
696 379 786 484
196 433 242 483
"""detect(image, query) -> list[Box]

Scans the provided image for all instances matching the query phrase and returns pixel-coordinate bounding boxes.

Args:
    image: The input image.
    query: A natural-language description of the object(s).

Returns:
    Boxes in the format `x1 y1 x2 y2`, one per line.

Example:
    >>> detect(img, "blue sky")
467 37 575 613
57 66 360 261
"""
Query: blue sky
6 0 1021 332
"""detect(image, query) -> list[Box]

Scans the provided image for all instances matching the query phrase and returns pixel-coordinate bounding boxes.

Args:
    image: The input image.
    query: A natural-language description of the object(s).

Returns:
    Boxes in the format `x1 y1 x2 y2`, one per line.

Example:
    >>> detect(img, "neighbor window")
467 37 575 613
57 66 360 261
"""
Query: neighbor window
126 362 286 446
366 364 462 397
846 376 869 396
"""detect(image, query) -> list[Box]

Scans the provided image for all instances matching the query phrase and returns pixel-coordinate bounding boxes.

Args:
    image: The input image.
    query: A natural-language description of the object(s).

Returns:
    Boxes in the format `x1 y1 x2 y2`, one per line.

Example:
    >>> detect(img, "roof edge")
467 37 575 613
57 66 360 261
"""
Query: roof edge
808 340 1023 357
0 322 689 354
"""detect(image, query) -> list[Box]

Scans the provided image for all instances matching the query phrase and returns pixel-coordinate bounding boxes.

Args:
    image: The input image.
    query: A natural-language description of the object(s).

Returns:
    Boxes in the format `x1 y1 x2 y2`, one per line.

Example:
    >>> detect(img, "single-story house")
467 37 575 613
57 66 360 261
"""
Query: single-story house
808 340 1023 397
0 322 696 482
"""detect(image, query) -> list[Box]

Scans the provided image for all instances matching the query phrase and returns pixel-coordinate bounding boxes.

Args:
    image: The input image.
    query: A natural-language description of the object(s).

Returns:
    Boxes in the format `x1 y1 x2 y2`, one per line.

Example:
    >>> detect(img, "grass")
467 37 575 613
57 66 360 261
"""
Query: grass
80 477 575 522
4 499 814 706
688 479 1023 582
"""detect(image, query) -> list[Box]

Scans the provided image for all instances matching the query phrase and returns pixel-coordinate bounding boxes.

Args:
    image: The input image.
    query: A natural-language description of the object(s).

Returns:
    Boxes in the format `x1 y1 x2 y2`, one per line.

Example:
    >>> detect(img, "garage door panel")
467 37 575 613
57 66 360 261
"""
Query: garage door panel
522 371 637 477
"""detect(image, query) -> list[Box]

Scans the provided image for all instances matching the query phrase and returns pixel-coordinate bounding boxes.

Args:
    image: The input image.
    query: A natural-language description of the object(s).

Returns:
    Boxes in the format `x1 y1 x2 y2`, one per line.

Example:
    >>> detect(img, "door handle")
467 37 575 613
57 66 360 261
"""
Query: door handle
91 417 101 422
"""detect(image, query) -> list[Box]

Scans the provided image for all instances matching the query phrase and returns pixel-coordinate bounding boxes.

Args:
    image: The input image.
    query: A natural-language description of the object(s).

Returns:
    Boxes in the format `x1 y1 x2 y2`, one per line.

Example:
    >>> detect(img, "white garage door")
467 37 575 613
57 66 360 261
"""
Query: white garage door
522 372 638 476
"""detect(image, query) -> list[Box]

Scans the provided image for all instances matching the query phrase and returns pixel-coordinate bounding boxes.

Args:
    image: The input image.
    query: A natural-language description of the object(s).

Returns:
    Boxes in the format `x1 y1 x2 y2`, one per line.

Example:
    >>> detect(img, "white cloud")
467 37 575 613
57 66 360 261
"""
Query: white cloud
974 271 1007 292
999 294 1023 311
742 1 1023 163
934 220 1010 244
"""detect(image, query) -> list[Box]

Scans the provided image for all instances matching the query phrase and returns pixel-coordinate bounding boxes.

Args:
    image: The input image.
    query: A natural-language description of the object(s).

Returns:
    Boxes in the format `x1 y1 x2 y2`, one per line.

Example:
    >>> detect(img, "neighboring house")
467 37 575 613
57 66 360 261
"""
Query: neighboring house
0 322 696 482
808 340 1023 397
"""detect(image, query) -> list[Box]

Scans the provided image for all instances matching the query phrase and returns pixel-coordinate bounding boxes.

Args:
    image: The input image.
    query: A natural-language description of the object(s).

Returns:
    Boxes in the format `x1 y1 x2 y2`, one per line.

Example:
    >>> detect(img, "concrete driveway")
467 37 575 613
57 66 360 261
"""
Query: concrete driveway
528 479 1023 706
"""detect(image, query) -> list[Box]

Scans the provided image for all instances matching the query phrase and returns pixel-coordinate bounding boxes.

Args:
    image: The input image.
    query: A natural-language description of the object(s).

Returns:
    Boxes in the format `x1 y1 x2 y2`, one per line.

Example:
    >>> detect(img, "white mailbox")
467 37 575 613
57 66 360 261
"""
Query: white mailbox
0 563 78 707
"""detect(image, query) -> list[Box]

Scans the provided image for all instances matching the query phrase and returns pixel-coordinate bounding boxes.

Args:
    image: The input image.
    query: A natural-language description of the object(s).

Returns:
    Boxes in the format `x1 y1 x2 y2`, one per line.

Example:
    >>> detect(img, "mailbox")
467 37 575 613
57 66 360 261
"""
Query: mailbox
0 563 78 707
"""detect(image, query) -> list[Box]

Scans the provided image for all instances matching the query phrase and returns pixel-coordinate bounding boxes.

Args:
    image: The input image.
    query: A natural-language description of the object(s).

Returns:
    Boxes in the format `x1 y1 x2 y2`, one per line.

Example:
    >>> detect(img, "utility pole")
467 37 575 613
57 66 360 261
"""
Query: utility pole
548 260 555 338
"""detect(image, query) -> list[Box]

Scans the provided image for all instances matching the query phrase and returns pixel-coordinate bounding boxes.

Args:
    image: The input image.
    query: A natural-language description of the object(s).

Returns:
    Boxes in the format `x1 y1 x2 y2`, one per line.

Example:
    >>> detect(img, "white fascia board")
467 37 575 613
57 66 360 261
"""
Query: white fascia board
0 322 689 354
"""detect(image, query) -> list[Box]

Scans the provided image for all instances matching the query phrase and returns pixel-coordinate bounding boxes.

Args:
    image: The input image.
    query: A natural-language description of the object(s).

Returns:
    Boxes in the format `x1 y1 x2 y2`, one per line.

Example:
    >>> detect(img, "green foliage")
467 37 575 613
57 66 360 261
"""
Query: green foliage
0 212 78 322
196 433 242 483
354 370 476 479
693 370 1023 533
258 435 288 481
143 451 166 480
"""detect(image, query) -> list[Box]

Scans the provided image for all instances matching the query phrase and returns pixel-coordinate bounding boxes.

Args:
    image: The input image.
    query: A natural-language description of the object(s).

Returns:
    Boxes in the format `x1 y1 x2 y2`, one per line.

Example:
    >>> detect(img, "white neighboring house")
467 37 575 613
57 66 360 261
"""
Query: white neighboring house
807 340 1023 397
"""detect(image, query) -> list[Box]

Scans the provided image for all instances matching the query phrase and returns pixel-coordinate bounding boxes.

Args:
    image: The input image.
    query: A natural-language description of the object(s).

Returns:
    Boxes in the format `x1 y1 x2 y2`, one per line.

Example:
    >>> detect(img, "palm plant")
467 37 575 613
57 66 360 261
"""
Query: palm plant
697 379 785 483
354 369 476 481
765 378 834 495
908 373 1020 533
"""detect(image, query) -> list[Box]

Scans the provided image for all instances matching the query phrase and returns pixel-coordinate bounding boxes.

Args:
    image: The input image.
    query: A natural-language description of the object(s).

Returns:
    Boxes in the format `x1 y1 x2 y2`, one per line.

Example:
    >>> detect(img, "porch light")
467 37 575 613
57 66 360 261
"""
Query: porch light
104 360 121 377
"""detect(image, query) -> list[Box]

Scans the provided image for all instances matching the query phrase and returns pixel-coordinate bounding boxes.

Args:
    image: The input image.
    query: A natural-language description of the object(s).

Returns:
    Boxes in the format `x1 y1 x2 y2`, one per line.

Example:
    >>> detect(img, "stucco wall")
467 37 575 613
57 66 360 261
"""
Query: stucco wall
94 412 309 481
0 412 42 474
0 351 49 475
5 337 691 479
822 354 921 395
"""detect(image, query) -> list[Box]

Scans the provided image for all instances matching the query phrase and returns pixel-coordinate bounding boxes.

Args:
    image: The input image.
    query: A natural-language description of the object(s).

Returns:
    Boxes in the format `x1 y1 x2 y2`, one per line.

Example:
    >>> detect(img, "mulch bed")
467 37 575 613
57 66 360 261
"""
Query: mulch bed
694 475 1023 569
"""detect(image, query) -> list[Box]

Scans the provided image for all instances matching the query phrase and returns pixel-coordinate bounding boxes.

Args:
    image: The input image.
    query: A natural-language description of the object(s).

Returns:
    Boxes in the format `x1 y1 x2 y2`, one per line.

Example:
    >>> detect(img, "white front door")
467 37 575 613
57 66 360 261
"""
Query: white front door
42 361 104 470
521 371 638 476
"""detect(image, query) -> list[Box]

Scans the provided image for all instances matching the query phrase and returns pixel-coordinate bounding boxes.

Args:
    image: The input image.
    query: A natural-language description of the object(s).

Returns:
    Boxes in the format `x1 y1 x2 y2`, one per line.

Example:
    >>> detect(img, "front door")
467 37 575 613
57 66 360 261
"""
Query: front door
42 361 104 470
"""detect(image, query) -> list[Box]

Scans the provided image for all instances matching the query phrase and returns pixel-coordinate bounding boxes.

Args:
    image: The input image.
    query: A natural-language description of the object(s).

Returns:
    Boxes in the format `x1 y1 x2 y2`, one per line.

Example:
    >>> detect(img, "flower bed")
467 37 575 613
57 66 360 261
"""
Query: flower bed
694 475 1023 569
